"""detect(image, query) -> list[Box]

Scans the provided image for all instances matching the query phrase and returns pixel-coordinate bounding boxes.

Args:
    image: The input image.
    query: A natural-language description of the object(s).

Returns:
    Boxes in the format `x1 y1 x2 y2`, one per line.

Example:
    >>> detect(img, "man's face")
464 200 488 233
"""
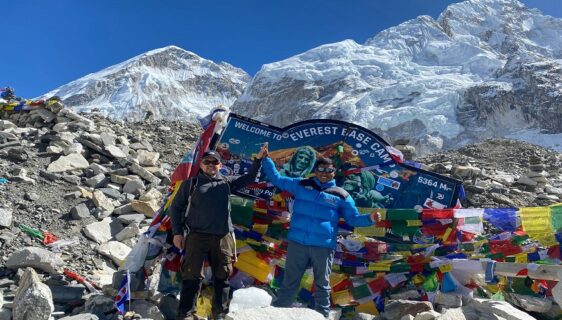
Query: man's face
315 164 336 184
201 157 221 176
295 152 311 170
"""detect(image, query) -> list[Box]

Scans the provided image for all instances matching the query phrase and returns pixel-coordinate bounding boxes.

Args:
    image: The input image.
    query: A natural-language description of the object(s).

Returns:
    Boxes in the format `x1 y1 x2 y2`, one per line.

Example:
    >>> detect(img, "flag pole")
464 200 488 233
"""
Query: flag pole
127 269 132 313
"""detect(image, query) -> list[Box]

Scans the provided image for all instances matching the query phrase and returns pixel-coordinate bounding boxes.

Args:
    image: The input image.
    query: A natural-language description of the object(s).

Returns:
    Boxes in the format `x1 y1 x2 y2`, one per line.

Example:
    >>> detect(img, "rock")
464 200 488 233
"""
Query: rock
7 148 28 162
74 186 93 199
382 300 433 320
527 170 549 178
452 165 481 179
84 173 107 188
542 303 562 320
131 199 160 217
516 176 538 186
0 309 11 320
104 145 127 158
82 219 123 244
64 142 84 155
0 208 13 227
128 163 161 185
465 185 486 194
49 284 86 304
46 145 64 154
490 173 515 185
6 247 64 274
437 307 478 320
96 187 122 200
139 188 163 202
0 120 17 130
88 163 109 175
39 170 59 181
59 314 99 320
110 174 138 185
70 203 91 220
468 298 536 320
100 132 117 147
116 214 145 225
123 179 145 195
434 292 462 308
13 268 54 320
33 108 56 123
115 223 139 242
352 313 378 320
536 194 560 201
113 203 134 215
546 186 562 195
136 150 160 166
83 294 115 319
389 290 421 300
92 191 115 213
229 287 273 312
96 241 131 266
413 310 441 320
505 292 552 313
488 193 516 207
64 191 83 200
130 300 164 320
61 174 81 185
47 153 89 173
226 306 325 320
24 192 40 201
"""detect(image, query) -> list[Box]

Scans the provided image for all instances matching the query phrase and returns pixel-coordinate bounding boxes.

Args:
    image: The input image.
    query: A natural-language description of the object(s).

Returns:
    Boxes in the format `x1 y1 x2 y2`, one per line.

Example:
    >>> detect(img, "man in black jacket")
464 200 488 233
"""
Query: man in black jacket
169 147 266 320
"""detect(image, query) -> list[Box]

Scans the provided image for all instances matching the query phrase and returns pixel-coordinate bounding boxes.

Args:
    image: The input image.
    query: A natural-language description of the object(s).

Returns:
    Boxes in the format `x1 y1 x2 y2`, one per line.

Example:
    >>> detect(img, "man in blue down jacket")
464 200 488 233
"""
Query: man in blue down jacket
260 144 381 318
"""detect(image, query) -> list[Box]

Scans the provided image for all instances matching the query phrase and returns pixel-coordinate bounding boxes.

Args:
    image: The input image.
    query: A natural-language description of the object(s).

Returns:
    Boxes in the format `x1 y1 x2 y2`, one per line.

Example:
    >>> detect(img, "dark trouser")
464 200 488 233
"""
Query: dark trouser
177 232 235 318
272 240 335 317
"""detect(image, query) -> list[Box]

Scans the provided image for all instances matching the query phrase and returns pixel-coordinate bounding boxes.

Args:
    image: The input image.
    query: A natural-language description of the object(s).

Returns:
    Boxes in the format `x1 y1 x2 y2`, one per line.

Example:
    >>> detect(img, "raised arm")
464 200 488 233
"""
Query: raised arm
261 157 301 194
227 158 263 191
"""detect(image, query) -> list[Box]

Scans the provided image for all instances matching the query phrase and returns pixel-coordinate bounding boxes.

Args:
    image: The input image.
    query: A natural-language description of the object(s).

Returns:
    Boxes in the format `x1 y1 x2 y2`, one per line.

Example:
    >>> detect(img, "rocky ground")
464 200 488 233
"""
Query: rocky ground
0 103 560 320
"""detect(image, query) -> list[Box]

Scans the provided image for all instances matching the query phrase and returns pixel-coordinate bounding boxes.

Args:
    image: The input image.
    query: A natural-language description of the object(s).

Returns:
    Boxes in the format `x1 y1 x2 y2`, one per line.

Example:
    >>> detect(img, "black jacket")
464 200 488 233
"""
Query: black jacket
169 158 262 236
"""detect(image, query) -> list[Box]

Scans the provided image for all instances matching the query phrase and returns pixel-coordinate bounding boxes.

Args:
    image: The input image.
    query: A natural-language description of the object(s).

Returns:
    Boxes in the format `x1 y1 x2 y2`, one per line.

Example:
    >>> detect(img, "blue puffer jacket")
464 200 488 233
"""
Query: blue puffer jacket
262 157 373 249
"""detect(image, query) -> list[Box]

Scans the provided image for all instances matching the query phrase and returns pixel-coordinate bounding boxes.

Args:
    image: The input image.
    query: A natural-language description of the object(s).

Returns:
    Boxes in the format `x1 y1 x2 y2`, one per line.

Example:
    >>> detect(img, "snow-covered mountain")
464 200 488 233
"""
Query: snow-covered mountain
41 46 250 122
232 0 562 153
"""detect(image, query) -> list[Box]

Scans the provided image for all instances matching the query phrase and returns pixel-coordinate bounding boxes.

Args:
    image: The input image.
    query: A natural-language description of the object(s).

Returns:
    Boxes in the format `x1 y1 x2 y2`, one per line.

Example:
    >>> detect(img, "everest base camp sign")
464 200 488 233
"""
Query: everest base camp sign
216 114 462 210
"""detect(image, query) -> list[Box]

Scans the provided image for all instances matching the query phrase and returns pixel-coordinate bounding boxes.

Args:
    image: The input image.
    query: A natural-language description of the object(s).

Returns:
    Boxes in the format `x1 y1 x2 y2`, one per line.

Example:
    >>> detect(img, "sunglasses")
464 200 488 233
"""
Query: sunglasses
202 159 220 165
316 167 336 173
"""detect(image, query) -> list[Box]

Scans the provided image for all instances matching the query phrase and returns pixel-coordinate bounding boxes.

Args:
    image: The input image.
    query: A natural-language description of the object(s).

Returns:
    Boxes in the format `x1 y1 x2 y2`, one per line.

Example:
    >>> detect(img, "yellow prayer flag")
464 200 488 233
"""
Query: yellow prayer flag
514 253 527 263
253 224 268 234
356 300 379 315
439 264 452 273
331 289 353 306
368 263 391 272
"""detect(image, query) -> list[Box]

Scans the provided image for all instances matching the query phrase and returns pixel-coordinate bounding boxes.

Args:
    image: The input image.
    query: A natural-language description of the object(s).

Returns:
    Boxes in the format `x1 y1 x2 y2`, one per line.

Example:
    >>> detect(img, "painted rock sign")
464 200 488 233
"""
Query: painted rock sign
216 114 462 210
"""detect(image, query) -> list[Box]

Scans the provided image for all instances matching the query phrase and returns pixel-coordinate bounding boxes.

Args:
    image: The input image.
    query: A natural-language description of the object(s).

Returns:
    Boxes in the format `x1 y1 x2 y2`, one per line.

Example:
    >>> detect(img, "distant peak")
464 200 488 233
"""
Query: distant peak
143 45 197 58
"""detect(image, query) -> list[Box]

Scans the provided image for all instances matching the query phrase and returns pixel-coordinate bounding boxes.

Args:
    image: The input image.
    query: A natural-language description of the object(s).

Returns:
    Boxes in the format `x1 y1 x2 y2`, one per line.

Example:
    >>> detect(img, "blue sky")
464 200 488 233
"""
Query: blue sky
2 0 561 98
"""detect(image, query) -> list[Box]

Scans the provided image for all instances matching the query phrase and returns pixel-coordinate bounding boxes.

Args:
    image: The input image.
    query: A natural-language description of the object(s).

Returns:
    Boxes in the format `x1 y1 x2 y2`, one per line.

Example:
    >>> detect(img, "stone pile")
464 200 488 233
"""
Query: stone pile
419 139 562 208
0 103 560 319
0 104 198 319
